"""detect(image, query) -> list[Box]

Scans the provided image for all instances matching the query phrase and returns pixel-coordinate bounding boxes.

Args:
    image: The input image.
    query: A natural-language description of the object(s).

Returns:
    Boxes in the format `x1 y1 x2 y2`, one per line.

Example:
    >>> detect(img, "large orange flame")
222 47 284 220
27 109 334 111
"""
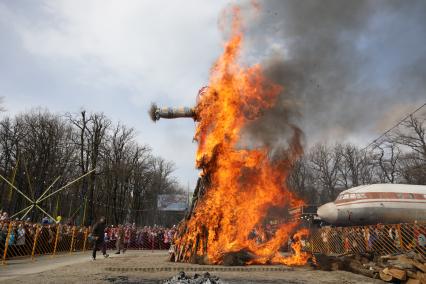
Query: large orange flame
175 6 308 266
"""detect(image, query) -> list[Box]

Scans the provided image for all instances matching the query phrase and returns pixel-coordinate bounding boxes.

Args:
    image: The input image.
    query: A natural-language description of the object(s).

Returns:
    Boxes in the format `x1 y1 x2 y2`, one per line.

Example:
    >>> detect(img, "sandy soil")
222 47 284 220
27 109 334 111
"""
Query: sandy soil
0 250 384 284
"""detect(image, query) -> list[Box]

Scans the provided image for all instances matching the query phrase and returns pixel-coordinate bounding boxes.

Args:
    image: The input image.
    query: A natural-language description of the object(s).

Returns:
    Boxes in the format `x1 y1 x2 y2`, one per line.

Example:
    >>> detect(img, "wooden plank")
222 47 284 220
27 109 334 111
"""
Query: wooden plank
416 272 426 284
413 260 426 273
379 270 393 282
391 255 415 269
408 270 419 279
387 268 407 281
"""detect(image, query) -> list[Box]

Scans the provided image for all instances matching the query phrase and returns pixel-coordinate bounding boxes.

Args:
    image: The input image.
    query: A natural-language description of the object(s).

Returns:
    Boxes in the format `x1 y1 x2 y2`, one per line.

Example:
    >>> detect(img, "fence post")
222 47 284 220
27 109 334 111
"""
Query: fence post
151 235 154 252
31 225 40 261
83 228 89 252
69 226 76 254
396 224 404 250
1 222 13 265
52 224 60 257
364 227 369 252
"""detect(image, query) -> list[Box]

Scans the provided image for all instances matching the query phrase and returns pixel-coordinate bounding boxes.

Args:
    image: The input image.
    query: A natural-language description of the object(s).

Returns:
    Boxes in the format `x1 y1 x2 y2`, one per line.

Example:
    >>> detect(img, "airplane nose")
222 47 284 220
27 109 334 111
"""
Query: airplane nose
317 202 338 223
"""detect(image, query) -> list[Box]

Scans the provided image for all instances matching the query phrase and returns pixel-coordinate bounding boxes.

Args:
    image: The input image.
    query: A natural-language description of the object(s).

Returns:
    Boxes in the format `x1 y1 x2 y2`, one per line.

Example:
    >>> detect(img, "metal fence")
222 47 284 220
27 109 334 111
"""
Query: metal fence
2 221 425 265
0 221 174 265
0 221 90 264
308 222 426 257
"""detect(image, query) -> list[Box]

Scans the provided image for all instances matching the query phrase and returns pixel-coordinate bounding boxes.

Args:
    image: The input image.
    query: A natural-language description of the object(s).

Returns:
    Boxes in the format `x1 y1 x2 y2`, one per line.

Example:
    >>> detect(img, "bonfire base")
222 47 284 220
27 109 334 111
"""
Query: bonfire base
170 246 259 266
222 250 257 266
189 255 211 265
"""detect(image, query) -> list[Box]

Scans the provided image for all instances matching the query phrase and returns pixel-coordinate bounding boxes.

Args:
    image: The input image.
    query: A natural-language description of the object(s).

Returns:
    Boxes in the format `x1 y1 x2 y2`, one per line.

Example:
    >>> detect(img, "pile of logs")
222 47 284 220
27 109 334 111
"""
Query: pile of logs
312 251 426 283
171 177 211 264
377 253 426 283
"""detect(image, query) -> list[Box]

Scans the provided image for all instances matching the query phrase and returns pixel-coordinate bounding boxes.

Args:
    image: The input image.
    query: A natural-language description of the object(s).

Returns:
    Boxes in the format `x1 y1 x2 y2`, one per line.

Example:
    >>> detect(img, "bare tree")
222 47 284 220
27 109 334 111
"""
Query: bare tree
337 144 375 188
394 113 426 184
309 144 342 203
395 114 426 160
373 141 401 183
287 157 317 204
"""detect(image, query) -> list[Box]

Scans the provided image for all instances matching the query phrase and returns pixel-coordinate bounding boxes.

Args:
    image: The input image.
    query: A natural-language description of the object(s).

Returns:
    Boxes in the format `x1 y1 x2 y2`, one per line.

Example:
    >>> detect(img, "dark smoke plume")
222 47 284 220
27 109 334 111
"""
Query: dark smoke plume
240 0 426 148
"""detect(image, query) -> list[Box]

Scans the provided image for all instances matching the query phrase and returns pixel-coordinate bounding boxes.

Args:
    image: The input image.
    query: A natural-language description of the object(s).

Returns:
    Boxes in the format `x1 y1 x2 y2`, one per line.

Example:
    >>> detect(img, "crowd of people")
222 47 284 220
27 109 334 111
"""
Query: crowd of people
91 219 177 260
108 224 176 250
314 223 426 255
0 210 177 260
0 210 9 221
0 219 88 258
3 207 424 262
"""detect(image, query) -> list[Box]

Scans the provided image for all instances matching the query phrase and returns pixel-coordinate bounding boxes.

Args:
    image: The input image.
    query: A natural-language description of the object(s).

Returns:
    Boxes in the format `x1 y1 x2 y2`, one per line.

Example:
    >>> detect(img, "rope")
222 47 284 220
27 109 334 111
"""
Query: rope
362 102 426 151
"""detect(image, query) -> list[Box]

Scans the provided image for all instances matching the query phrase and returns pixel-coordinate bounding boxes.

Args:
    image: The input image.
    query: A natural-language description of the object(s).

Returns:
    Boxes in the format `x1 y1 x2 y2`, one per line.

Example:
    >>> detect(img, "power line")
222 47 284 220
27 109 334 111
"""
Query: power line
361 102 426 151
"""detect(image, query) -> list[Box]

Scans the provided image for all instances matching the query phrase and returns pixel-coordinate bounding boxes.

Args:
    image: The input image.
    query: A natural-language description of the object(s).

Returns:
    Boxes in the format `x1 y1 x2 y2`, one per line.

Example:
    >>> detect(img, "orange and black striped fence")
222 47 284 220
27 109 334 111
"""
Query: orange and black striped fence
0 220 175 265
0 221 90 264
2 221 425 265
307 222 426 258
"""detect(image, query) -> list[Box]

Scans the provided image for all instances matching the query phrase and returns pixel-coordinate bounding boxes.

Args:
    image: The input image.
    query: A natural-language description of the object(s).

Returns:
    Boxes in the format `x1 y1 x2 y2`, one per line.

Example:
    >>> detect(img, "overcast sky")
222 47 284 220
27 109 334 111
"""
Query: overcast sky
0 0 230 189
1 1 425 189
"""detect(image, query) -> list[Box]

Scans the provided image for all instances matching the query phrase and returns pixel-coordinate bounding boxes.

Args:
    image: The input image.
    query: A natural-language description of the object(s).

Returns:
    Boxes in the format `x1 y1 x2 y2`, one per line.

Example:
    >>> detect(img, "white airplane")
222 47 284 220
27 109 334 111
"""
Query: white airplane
317 184 426 226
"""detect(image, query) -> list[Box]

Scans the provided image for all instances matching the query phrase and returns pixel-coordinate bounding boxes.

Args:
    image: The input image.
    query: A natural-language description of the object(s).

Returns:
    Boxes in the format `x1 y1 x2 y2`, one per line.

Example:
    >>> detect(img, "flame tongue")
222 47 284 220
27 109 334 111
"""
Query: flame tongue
175 7 309 266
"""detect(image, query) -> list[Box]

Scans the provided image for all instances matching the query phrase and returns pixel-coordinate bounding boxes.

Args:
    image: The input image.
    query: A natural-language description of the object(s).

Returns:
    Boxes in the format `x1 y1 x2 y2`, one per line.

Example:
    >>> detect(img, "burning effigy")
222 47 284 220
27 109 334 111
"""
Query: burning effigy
150 6 309 266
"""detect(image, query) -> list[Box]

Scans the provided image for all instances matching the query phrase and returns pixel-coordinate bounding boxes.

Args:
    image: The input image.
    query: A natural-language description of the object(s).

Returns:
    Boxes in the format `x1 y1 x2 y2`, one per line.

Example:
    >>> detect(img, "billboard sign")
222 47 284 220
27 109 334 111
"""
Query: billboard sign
157 194 188 211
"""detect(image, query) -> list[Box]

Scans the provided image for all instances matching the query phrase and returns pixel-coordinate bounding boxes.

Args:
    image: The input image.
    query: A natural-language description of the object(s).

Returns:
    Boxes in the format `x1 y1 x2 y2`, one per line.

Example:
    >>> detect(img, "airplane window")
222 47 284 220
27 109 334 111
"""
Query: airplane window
356 193 366 199
408 193 415 199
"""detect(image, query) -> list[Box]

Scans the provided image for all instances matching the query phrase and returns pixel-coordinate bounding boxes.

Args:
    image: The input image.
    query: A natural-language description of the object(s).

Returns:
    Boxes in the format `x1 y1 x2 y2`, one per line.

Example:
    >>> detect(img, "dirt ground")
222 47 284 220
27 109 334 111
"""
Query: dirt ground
0 250 384 284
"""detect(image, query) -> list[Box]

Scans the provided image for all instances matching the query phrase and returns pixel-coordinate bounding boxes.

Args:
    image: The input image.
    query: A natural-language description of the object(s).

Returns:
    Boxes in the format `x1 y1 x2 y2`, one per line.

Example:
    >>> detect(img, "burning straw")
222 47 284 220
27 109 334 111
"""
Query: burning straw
163 5 309 266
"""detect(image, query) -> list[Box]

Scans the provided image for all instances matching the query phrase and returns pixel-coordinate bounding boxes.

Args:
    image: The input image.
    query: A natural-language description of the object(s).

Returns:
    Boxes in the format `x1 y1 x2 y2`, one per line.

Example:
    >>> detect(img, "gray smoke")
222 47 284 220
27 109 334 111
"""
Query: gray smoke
240 0 426 149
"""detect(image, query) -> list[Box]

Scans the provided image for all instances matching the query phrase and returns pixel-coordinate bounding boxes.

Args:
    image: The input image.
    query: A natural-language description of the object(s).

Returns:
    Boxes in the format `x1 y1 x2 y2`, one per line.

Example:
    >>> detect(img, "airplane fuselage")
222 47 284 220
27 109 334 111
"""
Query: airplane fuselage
317 184 426 226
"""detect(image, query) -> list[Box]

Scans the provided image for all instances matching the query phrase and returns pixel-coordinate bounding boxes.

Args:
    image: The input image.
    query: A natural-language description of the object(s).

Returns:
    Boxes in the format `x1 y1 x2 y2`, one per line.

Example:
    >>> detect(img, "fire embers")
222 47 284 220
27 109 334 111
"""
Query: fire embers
173 6 309 266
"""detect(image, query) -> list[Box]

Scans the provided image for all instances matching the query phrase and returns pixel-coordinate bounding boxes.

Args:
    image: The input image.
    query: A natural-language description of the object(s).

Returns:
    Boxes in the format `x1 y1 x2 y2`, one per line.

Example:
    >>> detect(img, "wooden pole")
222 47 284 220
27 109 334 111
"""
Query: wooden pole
364 227 369 251
69 226 76 254
31 226 41 261
7 158 19 203
36 176 61 203
52 224 61 257
35 205 55 223
38 169 95 203
396 224 404 250
82 198 87 226
1 222 13 265
83 228 89 252
10 205 32 220
22 159 34 199
0 173 33 204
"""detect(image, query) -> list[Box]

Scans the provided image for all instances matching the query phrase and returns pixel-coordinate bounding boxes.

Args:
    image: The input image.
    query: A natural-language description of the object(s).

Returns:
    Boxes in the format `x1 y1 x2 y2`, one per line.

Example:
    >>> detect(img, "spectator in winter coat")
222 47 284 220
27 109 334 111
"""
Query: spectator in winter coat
0 212 8 221
115 225 125 254
90 216 109 260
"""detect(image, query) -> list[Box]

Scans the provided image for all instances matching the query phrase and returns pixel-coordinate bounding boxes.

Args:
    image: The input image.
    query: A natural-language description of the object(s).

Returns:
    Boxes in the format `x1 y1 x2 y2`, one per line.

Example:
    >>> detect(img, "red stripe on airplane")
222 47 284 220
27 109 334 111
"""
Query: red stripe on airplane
336 200 426 207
